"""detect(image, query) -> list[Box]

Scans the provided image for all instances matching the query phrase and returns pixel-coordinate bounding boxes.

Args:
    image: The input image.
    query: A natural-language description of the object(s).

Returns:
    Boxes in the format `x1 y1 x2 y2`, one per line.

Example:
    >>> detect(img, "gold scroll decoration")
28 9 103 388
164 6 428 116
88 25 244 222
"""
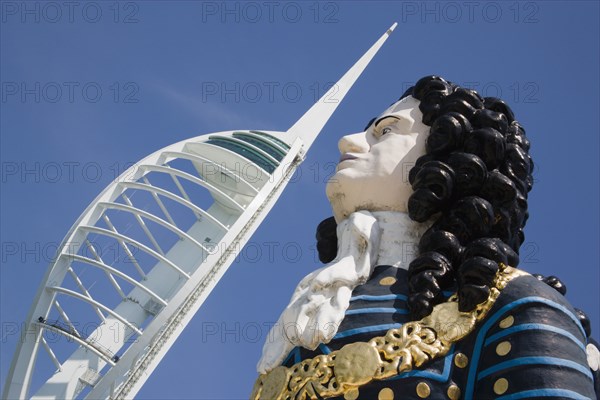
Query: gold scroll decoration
250 264 526 400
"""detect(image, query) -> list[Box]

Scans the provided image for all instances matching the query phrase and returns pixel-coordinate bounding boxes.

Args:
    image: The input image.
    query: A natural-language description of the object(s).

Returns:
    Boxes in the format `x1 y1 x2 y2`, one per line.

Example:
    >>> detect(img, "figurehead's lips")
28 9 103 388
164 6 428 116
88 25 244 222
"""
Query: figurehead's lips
340 153 358 163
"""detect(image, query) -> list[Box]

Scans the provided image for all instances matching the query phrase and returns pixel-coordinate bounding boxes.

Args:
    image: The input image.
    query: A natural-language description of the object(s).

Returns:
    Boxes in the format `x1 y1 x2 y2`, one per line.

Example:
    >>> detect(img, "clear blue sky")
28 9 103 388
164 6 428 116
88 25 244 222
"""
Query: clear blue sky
1 1 598 399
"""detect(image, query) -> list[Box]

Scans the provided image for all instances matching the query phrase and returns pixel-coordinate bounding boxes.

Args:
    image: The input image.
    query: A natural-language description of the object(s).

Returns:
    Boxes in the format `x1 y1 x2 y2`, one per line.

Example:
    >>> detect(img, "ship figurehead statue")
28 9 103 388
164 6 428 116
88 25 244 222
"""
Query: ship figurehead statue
3 23 598 400
252 76 600 400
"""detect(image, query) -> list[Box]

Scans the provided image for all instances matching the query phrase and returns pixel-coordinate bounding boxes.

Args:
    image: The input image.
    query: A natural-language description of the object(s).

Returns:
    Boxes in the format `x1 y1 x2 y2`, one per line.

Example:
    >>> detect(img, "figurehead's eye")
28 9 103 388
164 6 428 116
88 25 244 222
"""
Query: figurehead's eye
374 115 402 137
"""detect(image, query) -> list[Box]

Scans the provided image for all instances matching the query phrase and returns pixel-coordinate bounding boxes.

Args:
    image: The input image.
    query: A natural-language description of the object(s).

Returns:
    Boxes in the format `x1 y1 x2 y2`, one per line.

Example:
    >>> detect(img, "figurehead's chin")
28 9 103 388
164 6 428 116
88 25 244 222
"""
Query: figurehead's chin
325 176 349 223
326 171 364 223
326 175 411 223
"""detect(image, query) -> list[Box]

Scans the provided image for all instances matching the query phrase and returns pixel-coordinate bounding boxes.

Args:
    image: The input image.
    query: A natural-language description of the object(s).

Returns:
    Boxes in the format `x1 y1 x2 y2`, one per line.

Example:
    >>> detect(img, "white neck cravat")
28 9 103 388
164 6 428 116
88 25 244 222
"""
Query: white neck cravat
372 211 431 269
257 211 428 374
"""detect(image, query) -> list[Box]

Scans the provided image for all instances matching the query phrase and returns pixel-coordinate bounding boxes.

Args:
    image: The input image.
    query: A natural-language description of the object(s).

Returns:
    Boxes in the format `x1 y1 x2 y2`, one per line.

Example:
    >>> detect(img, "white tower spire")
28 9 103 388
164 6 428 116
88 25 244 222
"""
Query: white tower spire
3 23 396 400
284 22 397 150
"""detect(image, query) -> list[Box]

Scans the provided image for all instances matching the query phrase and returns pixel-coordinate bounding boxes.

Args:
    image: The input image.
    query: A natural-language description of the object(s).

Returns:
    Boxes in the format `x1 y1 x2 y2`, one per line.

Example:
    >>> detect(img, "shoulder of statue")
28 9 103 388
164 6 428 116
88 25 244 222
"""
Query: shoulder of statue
475 267 589 346
495 268 577 310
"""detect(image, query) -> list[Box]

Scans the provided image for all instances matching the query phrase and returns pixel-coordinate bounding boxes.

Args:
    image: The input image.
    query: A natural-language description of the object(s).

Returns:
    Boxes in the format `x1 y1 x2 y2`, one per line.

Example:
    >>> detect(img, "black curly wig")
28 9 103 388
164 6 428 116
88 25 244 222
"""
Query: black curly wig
316 76 534 319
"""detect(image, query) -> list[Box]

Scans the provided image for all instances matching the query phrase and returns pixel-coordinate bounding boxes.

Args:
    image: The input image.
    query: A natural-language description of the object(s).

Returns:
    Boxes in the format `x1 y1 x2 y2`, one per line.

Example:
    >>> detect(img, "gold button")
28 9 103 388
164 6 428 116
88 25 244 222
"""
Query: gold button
344 388 360 400
454 353 468 368
496 341 512 356
499 315 514 329
378 387 394 400
416 382 431 398
379 276 397 286
260 366 288 399
493 378 509 395
447 384 461 400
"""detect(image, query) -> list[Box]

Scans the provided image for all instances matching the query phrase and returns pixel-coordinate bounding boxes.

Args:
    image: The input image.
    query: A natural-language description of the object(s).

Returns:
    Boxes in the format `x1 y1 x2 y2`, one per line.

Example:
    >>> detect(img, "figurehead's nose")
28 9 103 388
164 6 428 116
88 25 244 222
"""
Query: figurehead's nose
338 132 369 154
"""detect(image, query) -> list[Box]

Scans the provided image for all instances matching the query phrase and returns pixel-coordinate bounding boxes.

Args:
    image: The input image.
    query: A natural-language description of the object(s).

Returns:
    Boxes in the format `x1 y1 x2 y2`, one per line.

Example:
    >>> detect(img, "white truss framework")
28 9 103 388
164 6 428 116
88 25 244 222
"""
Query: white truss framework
3 23 397 399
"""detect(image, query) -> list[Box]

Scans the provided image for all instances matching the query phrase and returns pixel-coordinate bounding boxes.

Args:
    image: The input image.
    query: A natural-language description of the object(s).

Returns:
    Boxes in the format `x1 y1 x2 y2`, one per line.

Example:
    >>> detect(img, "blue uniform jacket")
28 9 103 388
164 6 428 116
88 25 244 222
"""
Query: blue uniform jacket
281 265 599 399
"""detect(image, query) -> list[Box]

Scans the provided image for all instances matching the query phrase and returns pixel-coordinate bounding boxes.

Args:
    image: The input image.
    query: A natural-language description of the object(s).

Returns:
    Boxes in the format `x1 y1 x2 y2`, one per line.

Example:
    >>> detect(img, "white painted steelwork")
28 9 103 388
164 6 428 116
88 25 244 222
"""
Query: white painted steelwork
3 23 396 400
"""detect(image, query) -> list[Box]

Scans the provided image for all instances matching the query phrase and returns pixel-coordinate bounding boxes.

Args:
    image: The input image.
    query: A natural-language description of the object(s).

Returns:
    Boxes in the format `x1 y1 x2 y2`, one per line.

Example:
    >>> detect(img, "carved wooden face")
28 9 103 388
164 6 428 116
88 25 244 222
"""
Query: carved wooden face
326 96 429 222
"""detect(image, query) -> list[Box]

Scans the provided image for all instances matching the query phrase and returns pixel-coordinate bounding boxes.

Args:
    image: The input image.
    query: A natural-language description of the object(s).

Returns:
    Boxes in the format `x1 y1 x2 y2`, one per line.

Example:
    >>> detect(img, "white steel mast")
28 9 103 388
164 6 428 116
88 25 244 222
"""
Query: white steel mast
3 23 397 400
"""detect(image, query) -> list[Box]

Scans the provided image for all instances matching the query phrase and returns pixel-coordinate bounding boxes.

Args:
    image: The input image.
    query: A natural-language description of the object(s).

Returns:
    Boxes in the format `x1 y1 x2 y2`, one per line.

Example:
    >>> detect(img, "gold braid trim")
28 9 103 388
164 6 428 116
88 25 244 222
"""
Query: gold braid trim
251 264 527 400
